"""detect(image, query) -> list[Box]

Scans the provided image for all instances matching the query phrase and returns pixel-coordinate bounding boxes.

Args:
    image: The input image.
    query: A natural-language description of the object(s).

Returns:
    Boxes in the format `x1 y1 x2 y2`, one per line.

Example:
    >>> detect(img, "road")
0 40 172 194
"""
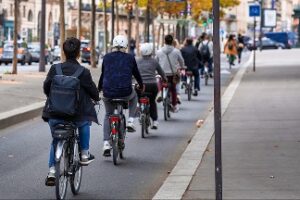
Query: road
0 53 249 199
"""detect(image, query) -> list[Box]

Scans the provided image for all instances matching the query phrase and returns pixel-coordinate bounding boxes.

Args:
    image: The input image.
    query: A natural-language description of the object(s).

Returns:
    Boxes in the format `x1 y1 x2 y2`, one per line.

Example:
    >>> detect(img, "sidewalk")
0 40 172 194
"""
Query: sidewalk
0 64 101 129
153 49 300 200
182 49 300 199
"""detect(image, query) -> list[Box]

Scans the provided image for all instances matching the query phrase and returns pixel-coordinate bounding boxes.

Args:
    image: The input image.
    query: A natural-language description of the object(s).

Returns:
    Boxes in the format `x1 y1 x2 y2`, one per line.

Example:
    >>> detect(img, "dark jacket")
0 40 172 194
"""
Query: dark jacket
42 59 100 123
98 51 143 98
180 45 201 70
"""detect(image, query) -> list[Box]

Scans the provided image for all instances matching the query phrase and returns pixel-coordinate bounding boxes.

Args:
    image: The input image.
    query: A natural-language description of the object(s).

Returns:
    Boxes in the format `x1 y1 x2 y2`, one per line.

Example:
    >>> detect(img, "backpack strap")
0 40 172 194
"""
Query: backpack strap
72 66 85 78
55 63 63 75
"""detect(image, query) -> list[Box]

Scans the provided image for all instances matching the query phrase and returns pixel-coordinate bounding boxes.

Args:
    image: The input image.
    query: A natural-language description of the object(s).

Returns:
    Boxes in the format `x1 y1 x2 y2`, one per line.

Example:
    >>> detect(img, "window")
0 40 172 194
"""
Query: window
28 10 33 22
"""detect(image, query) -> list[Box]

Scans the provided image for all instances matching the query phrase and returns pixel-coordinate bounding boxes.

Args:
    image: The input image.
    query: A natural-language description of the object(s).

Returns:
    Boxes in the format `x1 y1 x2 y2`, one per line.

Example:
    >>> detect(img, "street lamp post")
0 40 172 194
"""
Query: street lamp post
39 0 46 72
213 0 222 199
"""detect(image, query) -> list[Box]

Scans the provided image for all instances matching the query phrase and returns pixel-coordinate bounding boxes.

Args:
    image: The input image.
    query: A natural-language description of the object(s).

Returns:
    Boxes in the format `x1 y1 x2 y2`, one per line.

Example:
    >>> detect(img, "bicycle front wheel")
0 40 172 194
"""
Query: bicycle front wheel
187 85 192 101
163 99 168 121
112 136 119 165
141 114 145 138
70 141 82 195
55 144 68 200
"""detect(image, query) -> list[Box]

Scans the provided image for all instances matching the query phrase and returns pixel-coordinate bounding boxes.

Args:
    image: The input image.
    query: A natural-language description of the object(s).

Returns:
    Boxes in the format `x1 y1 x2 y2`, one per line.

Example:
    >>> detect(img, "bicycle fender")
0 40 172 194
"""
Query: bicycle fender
55 140 66 162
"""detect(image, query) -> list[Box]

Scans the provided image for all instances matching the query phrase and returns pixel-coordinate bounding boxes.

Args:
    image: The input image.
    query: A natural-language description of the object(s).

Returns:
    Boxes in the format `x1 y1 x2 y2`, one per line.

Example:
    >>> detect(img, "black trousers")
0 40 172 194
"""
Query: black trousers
137 83 159 121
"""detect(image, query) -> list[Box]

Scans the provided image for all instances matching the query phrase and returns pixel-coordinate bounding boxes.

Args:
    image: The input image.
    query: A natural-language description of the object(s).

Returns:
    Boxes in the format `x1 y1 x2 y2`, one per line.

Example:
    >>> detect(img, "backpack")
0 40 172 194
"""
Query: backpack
48 64 84 117
199 42 210 60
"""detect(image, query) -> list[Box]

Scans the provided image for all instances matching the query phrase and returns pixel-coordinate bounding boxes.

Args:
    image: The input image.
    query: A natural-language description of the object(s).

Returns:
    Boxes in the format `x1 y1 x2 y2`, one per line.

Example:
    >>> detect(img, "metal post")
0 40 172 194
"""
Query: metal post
259 0 263 50
39 0 46 72
146 2 150 42
253 17 256 72
12 0 18 74
111 0 115 46
213 0 222 199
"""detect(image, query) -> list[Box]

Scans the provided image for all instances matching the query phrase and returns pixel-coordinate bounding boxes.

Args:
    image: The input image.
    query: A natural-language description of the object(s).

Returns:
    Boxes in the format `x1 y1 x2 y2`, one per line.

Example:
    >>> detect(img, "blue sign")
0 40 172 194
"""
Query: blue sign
249 5 260 17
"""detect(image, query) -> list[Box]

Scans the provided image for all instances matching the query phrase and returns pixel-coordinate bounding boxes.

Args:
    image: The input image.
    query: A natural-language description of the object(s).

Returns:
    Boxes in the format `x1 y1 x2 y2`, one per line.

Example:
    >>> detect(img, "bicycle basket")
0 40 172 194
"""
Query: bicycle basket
52 123 76 139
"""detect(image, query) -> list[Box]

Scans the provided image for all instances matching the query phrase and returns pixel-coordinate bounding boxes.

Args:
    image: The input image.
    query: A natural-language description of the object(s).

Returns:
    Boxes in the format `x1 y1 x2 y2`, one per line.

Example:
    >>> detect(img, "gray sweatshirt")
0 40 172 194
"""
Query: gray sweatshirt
155 45 185 76
136 56 166 84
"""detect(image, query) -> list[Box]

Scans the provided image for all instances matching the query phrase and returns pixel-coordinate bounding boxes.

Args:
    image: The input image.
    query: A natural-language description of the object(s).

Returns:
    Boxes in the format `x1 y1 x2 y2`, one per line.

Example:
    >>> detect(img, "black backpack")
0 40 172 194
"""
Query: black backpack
48 64 84 117
199 42 210 60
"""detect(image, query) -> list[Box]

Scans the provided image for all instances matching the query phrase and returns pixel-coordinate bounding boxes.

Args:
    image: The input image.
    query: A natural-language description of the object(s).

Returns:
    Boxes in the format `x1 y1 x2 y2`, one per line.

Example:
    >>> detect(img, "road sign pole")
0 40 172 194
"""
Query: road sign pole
253 16 256 72
213 0 222 199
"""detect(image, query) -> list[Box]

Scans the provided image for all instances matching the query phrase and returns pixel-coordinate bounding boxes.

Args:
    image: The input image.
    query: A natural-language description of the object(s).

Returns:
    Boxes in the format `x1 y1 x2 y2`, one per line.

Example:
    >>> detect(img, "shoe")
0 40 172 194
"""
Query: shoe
193 90 198 96
177 95 181 104
209 74 213 78
45 167 55 186
80 153 95 166
127 121 136 132
103 141 111 157
151 121 159 130
156 96 163 103
172 105 179 113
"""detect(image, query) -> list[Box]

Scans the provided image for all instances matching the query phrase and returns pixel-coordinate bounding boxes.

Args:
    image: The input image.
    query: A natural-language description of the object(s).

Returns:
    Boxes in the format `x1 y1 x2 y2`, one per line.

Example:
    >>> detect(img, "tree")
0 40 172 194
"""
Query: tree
77 0 82 39
12 0 19 74
135 1 140 56
103 0 108 53
59 0 66 61
91 0 97 68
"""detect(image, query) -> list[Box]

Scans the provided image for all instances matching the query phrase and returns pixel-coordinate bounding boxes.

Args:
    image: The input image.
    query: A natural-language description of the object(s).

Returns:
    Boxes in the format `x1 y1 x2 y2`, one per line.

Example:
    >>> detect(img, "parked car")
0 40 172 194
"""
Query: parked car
51 46 61 61
28 43 53 64
246 37 285 51
264 32 294 49
80 40 100 64
0 41 32 65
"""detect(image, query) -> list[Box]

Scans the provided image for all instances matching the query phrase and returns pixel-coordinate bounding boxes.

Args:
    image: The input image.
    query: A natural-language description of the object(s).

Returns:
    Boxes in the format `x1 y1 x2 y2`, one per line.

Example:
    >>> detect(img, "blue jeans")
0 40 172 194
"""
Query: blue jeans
200 59 213 75
48 119 91 168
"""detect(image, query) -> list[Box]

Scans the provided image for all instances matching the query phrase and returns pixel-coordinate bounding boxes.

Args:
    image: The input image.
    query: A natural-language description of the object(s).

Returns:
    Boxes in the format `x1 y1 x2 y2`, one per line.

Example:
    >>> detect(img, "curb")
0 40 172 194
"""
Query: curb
0 101 45 130
152 53 254 200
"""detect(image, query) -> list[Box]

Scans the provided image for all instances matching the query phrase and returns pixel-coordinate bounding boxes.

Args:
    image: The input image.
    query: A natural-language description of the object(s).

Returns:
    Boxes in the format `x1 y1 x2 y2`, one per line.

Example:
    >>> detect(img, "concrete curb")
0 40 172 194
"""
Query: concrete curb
0 101 45 130
152 53 254 200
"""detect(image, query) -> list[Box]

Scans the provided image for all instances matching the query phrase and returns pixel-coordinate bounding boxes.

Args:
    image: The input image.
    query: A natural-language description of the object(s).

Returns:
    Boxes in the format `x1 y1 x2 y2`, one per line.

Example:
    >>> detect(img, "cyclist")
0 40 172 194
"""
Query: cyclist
98 35 144 156
42 37 100 186
180 38 201 96
156 34 185 112
136 43 167 129
198 33 213 78
224 34 238 66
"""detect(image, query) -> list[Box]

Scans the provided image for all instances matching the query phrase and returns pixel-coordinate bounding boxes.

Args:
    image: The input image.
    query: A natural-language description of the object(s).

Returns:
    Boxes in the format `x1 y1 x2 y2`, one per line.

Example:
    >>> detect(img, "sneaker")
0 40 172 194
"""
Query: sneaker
177 95 181 104
45 167 55 186
156 96 163 103
103 141 111 157
209 73 213 78
193 90 198 96
151 121 159 130
172 105 179 113
80 153 95 166
127 121 136 132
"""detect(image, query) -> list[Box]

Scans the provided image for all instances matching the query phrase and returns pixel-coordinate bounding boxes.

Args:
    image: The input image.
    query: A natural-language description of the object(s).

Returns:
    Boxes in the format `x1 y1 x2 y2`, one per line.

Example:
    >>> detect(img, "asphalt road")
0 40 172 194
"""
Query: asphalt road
0 53 249 199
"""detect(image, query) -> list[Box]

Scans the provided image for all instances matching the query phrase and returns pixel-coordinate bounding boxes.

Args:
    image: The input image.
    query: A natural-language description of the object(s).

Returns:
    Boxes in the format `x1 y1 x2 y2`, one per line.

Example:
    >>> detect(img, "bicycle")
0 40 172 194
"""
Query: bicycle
203 62 209 86
185 70 194 101
161 82 172 121
52 122 82 200
108 99 127 165
138 94 151 138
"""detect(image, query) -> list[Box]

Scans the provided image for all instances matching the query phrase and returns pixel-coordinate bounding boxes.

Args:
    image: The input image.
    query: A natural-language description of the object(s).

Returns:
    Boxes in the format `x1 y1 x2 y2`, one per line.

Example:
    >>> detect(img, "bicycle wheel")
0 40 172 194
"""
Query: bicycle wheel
187 84 192 101
163 99 168 121
70 141 82 195
145 114 150 134
205 75 208 86
55 143 68 200
112 136 119 165
141 114 145 138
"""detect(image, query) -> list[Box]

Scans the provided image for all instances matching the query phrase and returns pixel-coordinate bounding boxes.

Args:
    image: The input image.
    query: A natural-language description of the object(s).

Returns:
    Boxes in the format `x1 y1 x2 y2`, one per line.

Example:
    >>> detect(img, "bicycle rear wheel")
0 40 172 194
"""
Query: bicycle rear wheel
205 74 208 86
55 144 68 200
187 84 192 101
141 114 145 138
163 99 168 121
70 141 82 195
112 136 119 165
145 114 150 134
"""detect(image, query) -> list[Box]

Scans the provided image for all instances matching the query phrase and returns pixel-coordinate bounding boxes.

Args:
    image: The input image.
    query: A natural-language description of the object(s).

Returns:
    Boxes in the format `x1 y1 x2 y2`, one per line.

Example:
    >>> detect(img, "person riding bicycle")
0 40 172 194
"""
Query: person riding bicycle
98 35 144 157
136 43 167 129
156 34 185 112
42 37 100 186
198 33 213 78
180 38 201 96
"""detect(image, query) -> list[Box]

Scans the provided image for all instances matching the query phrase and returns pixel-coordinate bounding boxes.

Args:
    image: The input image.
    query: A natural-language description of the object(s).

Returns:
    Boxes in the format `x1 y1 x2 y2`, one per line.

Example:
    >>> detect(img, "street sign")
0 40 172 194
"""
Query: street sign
249 5 260 17
263 9 276 27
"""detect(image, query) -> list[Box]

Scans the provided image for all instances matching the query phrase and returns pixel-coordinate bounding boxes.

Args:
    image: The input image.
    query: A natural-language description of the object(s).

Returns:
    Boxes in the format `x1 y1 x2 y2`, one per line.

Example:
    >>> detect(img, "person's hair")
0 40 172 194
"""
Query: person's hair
228 34 235 41
63 37 81 59
186 38 193 46
165 35 174 45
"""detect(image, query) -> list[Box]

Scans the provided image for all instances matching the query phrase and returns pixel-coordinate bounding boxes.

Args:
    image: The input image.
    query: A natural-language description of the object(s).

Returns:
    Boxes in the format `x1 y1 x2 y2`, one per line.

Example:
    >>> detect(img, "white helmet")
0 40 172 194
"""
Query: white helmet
112 35 128 49
140 43 153 56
